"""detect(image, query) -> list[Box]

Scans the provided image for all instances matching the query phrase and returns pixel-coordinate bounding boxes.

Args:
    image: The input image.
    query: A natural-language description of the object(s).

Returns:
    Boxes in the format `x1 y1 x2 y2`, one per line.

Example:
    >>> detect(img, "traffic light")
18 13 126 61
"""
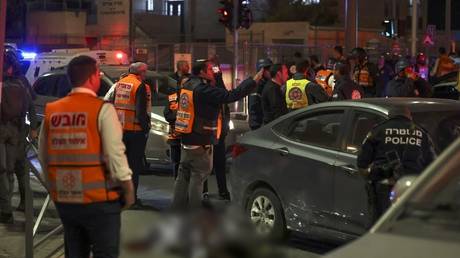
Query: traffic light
382 19 396 38
218 0 233 30
239 0 253 29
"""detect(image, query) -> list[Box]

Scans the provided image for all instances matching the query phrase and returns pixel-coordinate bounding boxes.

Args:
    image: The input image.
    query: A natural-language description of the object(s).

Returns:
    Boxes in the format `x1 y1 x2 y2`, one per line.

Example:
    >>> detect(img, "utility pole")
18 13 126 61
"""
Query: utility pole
446 0 452 50
232 0 239 90
128 0 134 60
411 0 418 56
344 0 358 52
0 0 7 102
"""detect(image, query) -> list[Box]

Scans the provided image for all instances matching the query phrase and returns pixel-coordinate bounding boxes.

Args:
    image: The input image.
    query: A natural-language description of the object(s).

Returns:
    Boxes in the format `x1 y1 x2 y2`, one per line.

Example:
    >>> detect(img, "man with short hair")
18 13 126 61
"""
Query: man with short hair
327 45 346 70
113 62 151 205
261 64 288 124
39 55 134 257
172 60 263 209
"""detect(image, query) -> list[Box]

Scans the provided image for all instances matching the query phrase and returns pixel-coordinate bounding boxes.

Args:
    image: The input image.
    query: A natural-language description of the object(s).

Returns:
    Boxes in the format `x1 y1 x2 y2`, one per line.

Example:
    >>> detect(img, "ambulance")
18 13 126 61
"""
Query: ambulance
25 48 129 85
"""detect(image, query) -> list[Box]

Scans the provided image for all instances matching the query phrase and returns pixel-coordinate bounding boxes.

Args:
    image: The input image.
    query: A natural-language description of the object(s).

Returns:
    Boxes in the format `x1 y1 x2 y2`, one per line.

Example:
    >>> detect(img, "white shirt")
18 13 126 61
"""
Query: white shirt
38 87 132 182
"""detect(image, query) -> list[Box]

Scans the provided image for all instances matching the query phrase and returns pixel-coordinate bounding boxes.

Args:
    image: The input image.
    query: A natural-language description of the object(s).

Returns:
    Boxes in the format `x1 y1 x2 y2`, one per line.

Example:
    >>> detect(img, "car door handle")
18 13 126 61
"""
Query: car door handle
277 147 290 156
340 165 358 175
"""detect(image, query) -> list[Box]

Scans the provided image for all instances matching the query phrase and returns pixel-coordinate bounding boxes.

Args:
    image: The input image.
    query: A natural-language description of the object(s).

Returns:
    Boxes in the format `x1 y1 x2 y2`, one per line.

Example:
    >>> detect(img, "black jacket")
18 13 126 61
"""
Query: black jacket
248 79 266 129
332 77 364 101
181 76 257 145
357 117 436 181
386 77 416 98
261 80 288 124
353 61 379 97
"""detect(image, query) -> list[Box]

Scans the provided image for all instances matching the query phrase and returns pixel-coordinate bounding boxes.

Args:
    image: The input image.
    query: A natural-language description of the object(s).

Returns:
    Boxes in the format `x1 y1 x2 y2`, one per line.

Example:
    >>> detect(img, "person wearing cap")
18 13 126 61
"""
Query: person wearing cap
386 59 418 98
261 64 288 124
357 107 436 221
112 62 152 206
248 58 273 130
350 47 379 98
171 60 263 209
332 62 363 101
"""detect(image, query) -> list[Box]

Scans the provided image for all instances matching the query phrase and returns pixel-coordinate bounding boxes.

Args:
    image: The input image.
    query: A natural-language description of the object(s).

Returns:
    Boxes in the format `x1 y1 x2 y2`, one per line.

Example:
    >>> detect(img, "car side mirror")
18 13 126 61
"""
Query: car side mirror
390 175 418 203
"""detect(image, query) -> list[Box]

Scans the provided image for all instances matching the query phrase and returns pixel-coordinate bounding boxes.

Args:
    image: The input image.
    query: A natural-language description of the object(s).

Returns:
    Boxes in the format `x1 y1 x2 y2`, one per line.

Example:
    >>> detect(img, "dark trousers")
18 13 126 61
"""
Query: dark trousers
169 140 181 179
14 125 28 206
203 135 229 195
0 123 20 215
56 202 121 258
123 131 147 200
369 182 392 222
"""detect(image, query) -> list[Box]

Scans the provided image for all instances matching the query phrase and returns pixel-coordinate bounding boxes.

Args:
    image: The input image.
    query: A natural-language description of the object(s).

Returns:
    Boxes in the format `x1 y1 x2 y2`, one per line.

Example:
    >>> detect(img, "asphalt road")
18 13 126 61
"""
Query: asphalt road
130 171 341 258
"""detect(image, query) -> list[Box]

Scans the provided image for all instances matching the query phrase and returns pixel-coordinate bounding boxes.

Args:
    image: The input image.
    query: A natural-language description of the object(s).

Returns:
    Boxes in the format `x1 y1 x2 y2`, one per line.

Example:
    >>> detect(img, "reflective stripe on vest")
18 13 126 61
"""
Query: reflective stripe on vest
113 74 152 131
174 79 221 137
353 65 373 87
44 93 120 204
285 78 309 110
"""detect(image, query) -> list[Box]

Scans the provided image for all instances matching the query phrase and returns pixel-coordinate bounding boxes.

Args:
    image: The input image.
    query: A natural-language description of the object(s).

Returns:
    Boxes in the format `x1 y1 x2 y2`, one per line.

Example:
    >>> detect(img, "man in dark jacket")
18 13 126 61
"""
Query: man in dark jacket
351 48 379 97
386 59 417 98
261 64 288 124
172 60 263 209
332 62 363 100
248 59 272 130
357 107 436 221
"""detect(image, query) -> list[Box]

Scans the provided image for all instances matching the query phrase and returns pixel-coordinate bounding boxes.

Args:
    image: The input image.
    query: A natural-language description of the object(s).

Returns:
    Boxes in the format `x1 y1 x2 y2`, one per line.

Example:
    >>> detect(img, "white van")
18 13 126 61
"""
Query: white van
25 48 129 85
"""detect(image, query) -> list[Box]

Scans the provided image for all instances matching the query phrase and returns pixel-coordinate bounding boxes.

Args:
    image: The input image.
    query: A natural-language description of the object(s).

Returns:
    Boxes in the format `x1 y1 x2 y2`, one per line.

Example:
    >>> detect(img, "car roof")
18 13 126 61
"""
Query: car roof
304 98 460 115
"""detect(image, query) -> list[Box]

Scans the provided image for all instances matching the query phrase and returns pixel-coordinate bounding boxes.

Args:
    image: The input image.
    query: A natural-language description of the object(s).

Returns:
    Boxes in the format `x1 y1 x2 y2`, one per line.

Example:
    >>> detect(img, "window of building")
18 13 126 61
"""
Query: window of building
147 0 154 11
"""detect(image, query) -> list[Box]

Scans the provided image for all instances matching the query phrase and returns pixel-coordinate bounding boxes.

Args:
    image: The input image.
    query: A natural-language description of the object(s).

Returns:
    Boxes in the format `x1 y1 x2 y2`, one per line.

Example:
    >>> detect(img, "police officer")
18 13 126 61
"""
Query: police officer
285 60 329 111
0 51 36 224
39 56 134 257
113 62 151 205
350 47 379 98
248 59 272 130
172 60 263 209
386 59 418 98
332 62 363 100
357 107 436 221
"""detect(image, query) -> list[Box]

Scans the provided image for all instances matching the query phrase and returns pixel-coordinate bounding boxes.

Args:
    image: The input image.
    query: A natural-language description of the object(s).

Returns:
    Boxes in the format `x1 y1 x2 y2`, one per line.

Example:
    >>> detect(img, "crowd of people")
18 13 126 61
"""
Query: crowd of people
248 45 460 128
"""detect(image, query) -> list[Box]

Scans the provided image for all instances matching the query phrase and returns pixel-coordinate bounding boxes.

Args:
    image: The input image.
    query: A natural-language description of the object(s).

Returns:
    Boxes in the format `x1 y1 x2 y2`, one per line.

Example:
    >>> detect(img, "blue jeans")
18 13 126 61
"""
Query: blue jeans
56 202 121 258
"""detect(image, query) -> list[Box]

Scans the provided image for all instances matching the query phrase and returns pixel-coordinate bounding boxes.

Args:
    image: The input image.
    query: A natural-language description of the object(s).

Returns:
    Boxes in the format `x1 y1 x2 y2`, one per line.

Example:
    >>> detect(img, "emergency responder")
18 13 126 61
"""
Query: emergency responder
171 60 263 209
327 45 346 70
0 51 36 224
386 59 418 98
248 59 273 130
414 53 429 81
357 106 436 221
7 49 39 212
332 62 363 100
165 61 191 179
285 60 329 111
202 68 232 201
315 69 335 97
38 55 134 257
431 47 457 79
350 47 379 97
113 62 151 205
261 64 288 124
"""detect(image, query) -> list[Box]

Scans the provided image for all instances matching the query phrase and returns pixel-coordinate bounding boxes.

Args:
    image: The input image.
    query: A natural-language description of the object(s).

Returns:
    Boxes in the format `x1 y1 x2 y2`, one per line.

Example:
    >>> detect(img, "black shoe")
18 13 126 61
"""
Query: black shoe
218 192 231 201
0 213 14 224
202 192 210 202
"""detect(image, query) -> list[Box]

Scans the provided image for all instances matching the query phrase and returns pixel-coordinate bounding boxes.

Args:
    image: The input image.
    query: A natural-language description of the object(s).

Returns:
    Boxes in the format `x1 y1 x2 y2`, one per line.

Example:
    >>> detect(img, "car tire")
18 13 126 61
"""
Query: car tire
246 188 286 240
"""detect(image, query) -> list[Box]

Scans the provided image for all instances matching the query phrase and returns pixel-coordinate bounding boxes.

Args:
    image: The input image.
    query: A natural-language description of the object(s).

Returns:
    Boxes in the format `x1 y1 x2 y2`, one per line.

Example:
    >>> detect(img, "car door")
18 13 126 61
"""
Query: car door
333 108 386 235
270 108 346 232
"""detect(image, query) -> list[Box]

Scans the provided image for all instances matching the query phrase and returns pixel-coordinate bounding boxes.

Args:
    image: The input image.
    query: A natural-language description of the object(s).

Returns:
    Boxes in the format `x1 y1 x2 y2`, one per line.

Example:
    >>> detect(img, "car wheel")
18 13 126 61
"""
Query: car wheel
246 188 286 239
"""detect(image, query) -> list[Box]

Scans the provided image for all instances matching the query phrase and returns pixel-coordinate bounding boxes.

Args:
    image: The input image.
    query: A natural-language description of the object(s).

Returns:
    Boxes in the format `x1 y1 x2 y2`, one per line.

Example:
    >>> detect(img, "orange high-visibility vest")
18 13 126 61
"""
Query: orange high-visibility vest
44 92 120 204
113 74 152 132
175 79 221 138
353 63 373 88
315 69 334 96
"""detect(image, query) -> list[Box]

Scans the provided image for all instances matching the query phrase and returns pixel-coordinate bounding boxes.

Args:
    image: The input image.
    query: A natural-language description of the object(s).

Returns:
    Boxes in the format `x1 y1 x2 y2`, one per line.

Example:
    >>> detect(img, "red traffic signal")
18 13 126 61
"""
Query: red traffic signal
218 0 233 30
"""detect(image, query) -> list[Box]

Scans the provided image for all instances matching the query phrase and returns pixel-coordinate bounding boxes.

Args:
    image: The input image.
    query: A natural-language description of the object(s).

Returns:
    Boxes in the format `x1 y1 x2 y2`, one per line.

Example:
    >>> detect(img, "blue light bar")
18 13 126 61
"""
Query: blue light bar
22 52 37 60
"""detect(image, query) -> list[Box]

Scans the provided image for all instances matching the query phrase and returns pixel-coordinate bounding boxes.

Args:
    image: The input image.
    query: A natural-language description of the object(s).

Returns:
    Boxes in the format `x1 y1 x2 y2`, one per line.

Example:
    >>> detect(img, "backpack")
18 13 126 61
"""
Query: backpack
1 78 27 123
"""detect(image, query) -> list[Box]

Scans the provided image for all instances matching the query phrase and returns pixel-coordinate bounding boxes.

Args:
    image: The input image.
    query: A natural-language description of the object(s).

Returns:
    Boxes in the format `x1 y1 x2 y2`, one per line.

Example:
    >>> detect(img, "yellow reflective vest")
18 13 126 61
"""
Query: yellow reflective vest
285 78 309 110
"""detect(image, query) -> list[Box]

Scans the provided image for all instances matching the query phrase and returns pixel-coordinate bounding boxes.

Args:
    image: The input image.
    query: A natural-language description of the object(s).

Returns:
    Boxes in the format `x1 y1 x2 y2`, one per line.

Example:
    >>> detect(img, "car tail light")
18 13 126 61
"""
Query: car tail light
231 144 248 158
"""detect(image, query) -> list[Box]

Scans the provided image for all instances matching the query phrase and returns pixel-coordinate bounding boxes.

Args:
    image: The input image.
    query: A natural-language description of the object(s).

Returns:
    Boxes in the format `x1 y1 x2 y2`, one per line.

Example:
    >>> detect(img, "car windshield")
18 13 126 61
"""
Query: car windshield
412 111 460 152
